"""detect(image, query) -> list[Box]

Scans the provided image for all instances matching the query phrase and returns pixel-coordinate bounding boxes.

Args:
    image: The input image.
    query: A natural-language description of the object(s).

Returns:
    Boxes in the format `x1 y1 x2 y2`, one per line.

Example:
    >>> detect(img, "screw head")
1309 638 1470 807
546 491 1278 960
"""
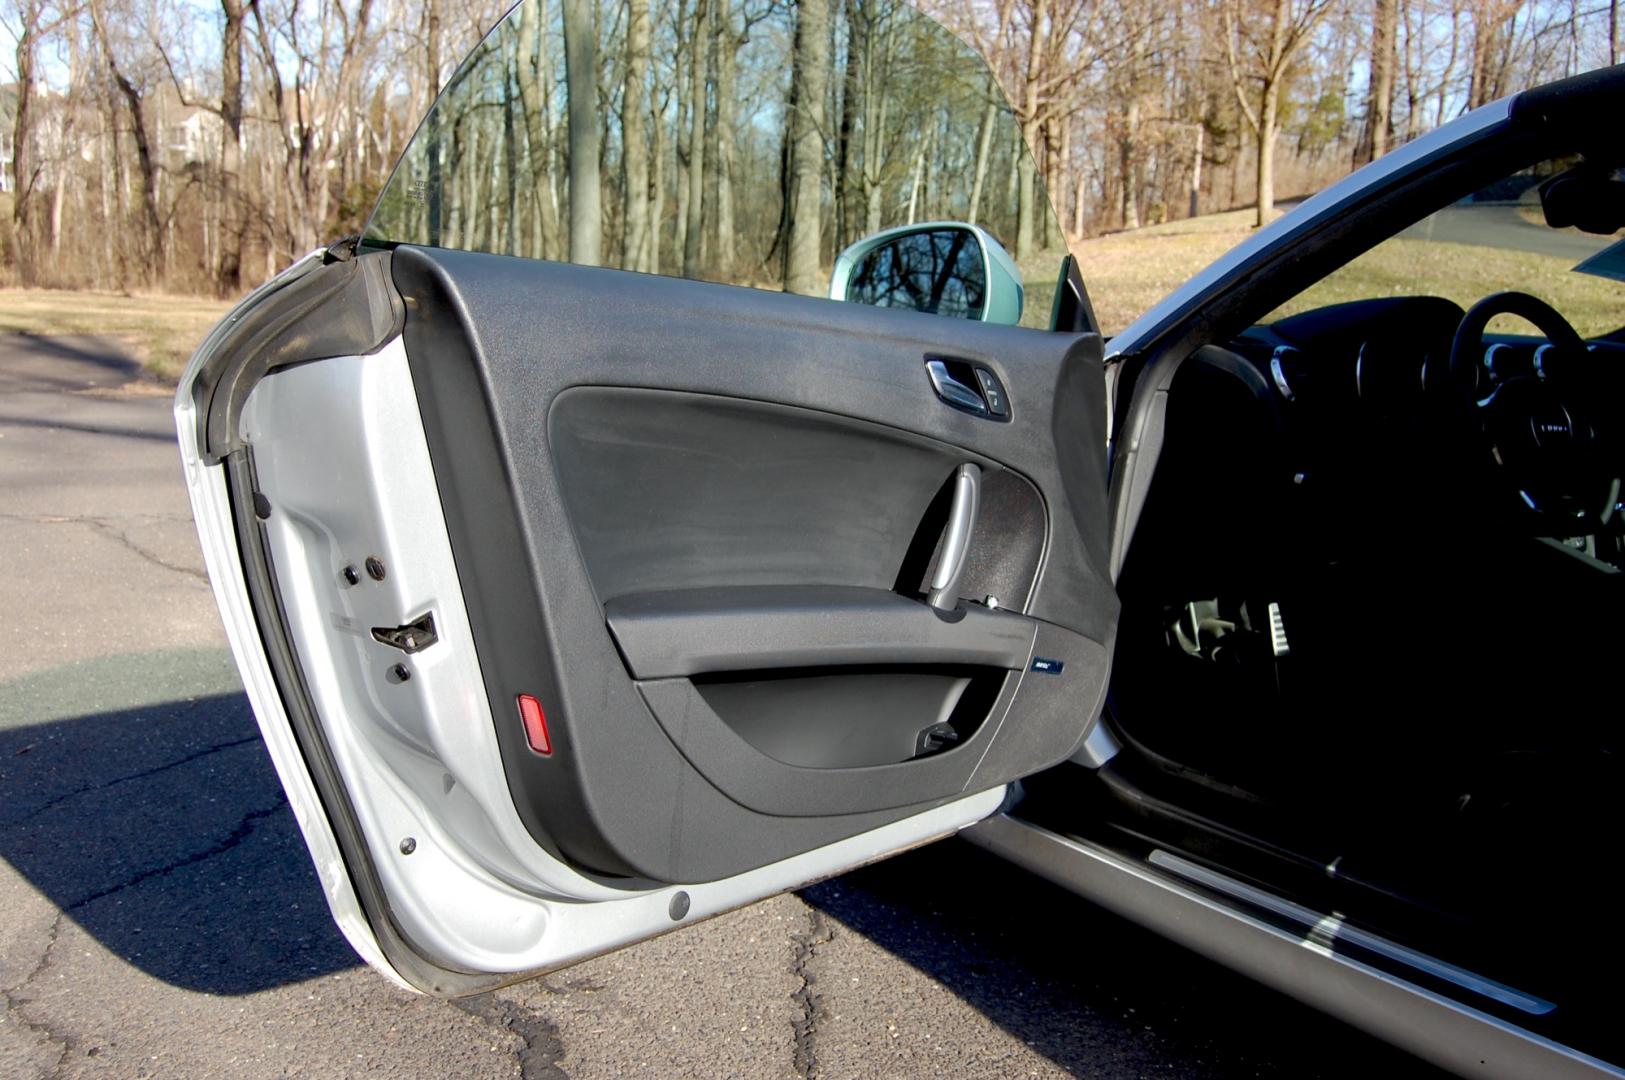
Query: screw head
341 565 360 586
399 837 417 855
668 890 691 921
365 556 386 581
390 663 411 682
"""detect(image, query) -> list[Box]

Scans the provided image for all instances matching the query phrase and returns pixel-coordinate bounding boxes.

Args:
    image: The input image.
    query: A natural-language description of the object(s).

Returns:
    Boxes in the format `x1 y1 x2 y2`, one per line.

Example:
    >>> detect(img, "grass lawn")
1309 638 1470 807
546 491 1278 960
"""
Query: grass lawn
0 288 232 382
1070 208 1271 334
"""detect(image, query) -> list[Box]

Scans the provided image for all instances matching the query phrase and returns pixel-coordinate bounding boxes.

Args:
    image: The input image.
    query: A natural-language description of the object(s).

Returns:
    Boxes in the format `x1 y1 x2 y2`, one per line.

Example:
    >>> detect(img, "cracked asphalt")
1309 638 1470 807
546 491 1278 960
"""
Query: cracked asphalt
0 334 1442 1079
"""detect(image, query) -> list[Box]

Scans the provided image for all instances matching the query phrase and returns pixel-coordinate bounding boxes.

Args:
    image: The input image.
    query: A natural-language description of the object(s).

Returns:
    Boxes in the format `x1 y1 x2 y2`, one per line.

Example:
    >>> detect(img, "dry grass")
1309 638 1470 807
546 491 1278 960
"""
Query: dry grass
0 288 231 382
1071 207 1623 336
1069 208 1273 333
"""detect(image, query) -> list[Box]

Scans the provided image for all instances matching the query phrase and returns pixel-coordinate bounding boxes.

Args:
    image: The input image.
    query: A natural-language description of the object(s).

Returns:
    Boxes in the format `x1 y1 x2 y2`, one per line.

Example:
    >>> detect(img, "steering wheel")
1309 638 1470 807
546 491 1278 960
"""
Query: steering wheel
1446 291 1615 530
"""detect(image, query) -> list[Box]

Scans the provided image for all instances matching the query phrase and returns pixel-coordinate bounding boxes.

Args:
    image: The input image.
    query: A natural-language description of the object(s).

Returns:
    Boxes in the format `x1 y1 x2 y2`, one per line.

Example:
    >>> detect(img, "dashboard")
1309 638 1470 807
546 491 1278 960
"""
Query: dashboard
1220 295 1625 569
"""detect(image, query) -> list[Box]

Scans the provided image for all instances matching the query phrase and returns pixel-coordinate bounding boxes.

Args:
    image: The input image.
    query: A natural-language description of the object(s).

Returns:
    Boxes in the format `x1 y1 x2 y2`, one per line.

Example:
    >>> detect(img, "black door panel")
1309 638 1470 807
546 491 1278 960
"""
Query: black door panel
550 387 1043 601
393 246 1116 884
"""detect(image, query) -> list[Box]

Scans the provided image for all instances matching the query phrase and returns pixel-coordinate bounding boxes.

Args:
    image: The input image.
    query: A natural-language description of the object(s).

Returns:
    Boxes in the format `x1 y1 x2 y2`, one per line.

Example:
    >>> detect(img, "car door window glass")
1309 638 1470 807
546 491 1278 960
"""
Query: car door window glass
363 0 1063 326
1266 163 1625 337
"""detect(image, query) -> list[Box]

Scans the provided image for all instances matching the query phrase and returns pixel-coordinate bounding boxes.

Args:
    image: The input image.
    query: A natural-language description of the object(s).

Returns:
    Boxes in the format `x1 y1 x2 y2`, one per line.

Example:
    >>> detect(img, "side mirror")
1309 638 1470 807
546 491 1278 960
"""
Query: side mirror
829 223 1024 325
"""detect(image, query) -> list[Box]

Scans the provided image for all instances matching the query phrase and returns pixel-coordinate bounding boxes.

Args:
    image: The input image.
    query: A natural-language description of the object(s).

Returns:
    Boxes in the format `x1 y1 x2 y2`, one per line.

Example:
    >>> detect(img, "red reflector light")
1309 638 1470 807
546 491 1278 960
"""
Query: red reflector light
517 694 552 755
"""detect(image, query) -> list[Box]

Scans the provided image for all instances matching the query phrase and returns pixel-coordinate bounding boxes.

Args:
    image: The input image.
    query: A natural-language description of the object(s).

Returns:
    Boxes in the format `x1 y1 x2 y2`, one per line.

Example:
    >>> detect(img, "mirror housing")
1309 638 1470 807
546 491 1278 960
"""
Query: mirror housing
1540 169 1625 235
829 222 1024 325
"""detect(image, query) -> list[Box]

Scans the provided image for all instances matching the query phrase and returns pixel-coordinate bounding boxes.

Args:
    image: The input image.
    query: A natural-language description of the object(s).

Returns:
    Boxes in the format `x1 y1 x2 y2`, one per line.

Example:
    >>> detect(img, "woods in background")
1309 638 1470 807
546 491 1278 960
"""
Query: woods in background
365 0 1046 294
1 0 1618 298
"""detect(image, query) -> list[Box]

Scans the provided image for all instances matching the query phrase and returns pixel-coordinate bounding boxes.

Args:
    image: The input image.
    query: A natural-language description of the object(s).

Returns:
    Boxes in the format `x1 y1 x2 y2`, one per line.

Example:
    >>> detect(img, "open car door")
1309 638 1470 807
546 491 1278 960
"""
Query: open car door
176 0 1119 995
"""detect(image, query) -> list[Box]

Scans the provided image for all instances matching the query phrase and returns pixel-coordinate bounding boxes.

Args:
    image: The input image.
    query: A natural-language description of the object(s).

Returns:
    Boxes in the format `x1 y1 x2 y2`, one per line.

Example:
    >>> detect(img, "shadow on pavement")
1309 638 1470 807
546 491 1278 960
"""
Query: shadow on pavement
0 688 359 994
802 838 1445 1079
0 411 178 443
0 333 146 393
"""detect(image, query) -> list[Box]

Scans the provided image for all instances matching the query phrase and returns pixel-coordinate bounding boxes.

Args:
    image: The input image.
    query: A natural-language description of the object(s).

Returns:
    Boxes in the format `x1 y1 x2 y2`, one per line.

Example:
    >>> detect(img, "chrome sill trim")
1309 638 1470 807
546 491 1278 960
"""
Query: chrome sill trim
1146 849 1554 1016
965 813 1622 1080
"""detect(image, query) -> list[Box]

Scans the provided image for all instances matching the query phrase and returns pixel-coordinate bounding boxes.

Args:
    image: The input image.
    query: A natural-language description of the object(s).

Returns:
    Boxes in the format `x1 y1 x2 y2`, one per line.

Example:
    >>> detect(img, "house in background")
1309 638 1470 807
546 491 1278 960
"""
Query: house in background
1 83 16 193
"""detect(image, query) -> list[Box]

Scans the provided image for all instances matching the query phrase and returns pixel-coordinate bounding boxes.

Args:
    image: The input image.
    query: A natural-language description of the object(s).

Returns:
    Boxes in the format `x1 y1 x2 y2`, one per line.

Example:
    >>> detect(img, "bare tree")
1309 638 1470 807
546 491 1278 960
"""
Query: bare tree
1221 0 1334 227
217 0 245 294
784 0 828 294
623 0 653 271
90 0 162 275
682 0 708 276
563 0 602 263
1357 0 1399 161
8 0 53 284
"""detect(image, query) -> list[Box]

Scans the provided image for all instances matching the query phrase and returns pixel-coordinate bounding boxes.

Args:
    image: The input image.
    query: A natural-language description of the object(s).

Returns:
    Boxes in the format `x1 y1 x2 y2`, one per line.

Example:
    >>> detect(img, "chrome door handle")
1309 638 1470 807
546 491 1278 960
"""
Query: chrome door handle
928 463 981 613
926 359 989 416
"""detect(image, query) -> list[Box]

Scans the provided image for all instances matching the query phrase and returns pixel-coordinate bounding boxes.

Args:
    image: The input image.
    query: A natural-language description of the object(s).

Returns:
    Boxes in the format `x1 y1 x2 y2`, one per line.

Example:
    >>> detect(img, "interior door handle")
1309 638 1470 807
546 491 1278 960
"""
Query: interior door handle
928 463 981 613
925 359 989 415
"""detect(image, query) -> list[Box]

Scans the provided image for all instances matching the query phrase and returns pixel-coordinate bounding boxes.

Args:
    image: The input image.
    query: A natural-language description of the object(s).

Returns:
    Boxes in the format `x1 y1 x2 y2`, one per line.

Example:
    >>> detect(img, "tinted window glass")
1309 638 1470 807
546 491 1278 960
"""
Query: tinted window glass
364 0 1062 324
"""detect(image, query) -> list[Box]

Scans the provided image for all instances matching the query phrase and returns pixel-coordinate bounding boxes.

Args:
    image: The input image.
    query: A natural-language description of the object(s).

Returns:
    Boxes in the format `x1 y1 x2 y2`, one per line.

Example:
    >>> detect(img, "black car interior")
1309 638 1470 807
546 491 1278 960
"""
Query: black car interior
1033 146 1625 1060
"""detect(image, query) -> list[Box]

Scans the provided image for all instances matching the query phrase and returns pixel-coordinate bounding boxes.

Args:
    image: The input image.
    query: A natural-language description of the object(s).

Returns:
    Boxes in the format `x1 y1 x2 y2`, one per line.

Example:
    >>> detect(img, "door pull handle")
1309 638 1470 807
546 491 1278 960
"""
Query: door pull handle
925 358 989 415
928 463 980 613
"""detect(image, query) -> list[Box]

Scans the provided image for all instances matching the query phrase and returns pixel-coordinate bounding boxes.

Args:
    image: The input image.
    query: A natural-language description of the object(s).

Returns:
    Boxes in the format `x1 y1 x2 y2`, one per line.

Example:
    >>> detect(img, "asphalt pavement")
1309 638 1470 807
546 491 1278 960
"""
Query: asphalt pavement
1401 201 1614 261
0 333 1443 1079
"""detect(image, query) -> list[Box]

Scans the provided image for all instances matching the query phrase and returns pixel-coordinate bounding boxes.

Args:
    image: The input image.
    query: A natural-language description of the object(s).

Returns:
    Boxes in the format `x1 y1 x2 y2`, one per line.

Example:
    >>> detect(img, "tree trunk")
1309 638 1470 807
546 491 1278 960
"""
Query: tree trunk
515 0 559 259
1015 0 1047 259
835 2 862 250
563 0 602 264
1046 118 1065 248
714 8 739 278
1072 156 1087 236
861 44 887 236
503 62 520 252
1255 79 1280 227
673 0 691 263
426 0 444 245
11 1 40 285
967 99 997 227
218 0 246 295
1189 123 1203 220
652 89 667 274
905 127 930 225
784 0 829 295
1120 98 1140 230
1015 130 1038 258
622 0 652 271
1467 0 1502 110
1360 0 1398 161
683 0 710 278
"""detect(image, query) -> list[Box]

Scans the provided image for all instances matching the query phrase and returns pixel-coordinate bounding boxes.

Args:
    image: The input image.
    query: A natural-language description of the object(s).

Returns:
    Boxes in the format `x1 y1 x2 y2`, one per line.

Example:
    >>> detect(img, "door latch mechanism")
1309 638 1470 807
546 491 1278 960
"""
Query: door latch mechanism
372 612 439 654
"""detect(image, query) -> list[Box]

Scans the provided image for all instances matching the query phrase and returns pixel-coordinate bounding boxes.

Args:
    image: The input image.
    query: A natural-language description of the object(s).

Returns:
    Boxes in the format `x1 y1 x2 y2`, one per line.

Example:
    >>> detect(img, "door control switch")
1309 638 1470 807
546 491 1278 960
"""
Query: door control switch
974 367 1010 417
